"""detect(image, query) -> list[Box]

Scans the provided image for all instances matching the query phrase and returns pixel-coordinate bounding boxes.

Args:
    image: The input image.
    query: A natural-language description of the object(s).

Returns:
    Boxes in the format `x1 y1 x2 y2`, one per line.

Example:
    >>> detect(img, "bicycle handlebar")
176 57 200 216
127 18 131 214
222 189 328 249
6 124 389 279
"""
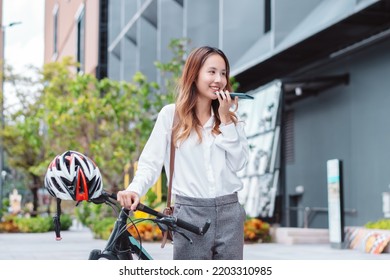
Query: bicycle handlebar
96 191 211 236
136 203 211 236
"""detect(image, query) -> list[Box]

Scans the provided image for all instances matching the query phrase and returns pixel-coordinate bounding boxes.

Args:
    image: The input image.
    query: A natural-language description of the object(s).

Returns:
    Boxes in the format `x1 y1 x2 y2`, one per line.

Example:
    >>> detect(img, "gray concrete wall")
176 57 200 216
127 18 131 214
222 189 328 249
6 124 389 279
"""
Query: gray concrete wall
273 0 322 46
158 0 183 64
105 0 389 229
286 38 390 228
220 0 264 66
139 17 157 81
184 0 219 48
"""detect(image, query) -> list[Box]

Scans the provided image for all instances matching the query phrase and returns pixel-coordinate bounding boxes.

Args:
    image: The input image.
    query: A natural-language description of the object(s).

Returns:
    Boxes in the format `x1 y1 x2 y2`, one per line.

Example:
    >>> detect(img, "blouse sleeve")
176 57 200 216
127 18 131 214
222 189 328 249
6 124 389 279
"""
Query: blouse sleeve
126 105 173 196
214 121 249 172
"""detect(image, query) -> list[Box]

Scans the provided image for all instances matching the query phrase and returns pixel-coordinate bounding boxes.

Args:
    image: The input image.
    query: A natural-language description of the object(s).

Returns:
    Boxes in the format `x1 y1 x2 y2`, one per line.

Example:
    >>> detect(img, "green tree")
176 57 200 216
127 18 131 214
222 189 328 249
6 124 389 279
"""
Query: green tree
1 38 191 214
2 51 181 213
155 38 189 95
1 63 45 216
39 57 174 193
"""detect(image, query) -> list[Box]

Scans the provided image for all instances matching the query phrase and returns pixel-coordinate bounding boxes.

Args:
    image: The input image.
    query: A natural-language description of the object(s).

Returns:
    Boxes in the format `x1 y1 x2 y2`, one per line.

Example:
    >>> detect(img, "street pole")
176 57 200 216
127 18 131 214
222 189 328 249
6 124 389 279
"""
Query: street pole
0 21 21 220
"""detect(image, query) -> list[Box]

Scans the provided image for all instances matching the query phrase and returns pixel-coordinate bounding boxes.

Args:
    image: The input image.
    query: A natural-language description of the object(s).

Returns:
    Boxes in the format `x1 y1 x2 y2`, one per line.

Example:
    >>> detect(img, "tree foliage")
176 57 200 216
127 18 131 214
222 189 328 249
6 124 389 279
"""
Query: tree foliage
3 64 171 213
39 57 175 193
1 38 189 214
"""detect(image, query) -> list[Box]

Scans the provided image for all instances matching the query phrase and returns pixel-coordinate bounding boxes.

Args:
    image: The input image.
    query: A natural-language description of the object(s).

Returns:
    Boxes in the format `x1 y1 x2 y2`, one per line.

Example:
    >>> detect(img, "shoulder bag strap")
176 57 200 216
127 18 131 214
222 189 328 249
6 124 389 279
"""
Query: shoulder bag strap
161 110 178 248
166 111 178 208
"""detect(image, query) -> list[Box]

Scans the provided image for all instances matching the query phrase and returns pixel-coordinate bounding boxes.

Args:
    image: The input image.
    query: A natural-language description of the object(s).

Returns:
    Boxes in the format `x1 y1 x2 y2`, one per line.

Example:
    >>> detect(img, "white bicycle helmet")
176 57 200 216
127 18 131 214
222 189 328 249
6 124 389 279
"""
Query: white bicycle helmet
45 150 103 201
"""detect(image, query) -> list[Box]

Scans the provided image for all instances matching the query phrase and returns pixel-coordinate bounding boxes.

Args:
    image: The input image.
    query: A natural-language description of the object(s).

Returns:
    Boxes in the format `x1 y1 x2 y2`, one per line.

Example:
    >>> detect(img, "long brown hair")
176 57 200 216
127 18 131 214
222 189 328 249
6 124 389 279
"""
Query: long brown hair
173 46 237 146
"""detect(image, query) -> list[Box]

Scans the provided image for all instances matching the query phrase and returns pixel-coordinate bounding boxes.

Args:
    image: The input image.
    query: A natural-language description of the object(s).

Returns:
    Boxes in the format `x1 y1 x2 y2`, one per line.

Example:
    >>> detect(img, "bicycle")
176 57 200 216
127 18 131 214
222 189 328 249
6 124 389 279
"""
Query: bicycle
78 191 211 260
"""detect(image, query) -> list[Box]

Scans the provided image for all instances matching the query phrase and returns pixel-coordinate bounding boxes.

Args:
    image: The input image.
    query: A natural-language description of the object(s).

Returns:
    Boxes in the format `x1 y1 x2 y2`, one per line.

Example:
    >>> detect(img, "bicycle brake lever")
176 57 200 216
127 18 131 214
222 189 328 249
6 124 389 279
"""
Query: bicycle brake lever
156 221 169 232
155 218 193 244
175 228 193 244
89 191 116 204
155 217 175 232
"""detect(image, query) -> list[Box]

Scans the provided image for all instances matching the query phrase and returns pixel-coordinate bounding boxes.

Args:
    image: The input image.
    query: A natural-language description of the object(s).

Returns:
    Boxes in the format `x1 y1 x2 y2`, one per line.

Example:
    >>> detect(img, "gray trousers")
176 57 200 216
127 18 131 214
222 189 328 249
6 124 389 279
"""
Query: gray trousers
172 193 246 260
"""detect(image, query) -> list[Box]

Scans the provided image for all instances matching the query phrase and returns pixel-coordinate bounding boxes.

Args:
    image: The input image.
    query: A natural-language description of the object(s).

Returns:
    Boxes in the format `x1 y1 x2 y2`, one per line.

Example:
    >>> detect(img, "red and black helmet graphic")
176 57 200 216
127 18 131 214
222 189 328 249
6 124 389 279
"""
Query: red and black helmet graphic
44 150 103 201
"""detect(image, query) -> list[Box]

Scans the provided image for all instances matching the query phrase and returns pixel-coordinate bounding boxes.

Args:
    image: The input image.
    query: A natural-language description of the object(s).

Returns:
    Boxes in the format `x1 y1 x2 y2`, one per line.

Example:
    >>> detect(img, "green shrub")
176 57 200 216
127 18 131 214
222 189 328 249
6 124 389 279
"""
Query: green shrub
365 219 390 230
75 201 116 228
11 214 72 233
90 217 116 240
48 214 73 231
75 201 92 226
14 216 52 233
0 198 10 218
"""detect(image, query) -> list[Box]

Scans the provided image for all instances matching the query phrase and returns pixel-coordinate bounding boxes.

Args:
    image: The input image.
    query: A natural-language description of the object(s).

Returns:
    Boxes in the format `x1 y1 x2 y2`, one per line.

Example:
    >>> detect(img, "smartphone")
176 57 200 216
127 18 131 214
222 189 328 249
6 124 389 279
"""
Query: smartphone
230 92 254 100
214 92 254 99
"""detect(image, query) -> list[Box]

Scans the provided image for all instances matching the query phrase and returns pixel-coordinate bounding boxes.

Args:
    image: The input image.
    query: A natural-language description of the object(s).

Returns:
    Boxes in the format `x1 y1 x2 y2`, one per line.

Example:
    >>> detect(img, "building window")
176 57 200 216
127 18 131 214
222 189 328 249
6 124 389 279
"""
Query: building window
76 6 85 73
53 4 59 56
264 0 271 33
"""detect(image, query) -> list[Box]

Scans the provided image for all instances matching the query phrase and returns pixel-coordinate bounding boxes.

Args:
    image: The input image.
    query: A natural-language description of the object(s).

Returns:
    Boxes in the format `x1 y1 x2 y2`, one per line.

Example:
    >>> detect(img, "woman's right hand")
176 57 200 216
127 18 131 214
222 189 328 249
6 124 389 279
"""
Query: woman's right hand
117 190 140 211
215 90 238 124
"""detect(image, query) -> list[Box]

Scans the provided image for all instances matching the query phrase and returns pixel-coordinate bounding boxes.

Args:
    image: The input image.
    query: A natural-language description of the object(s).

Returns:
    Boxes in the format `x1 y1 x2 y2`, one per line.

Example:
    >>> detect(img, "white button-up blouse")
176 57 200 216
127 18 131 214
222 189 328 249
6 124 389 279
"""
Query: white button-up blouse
127 103 249 199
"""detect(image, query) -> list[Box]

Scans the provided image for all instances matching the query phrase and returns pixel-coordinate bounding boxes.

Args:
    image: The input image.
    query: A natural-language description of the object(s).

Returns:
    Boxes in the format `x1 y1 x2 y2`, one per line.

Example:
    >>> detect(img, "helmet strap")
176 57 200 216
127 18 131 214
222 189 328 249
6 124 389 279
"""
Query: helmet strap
53 198 62 241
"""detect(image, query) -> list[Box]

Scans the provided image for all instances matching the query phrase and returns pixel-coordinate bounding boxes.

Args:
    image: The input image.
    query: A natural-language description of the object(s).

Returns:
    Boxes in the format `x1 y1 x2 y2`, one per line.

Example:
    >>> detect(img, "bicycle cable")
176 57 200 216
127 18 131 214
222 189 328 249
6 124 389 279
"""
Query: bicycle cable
105 211 146 260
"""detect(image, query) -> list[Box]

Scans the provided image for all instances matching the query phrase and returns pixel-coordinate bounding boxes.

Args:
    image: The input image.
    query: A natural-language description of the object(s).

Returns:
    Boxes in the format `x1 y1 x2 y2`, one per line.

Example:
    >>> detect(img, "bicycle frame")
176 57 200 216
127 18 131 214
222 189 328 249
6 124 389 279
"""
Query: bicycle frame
87 191 210 260
88 208 153 260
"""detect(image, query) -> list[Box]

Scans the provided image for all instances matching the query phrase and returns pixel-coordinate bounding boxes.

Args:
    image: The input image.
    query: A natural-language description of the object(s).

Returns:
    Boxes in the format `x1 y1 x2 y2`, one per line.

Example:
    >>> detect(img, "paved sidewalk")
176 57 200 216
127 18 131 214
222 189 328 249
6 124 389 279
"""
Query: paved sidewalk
1 227 390 260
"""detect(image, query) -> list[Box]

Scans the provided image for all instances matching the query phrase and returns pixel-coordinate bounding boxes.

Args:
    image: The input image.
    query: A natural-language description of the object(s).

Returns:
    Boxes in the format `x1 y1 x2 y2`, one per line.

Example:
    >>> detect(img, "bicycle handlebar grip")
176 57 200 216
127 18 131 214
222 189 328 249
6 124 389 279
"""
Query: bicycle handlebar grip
103 193 212 236
176 218 211 236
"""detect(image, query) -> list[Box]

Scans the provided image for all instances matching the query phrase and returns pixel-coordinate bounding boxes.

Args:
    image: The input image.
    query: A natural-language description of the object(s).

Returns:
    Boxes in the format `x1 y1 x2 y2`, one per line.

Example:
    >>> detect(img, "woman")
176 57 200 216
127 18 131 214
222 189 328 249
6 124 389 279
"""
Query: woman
117 46 249 260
